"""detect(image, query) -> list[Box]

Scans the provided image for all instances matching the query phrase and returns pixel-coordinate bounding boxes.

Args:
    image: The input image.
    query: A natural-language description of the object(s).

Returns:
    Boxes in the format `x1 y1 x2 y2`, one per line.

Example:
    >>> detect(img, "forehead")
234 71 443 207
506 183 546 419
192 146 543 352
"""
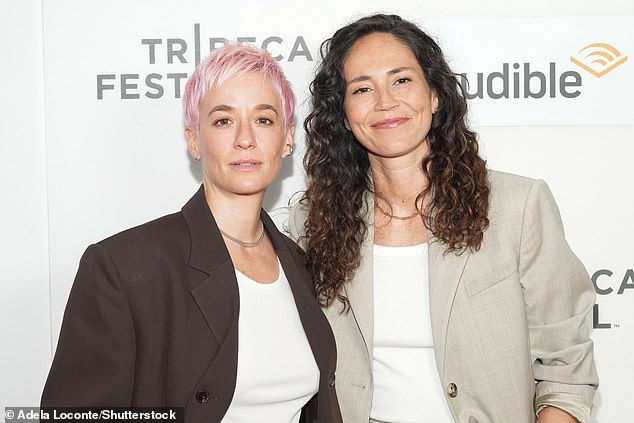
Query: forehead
343 32 421 78
203 71 281 106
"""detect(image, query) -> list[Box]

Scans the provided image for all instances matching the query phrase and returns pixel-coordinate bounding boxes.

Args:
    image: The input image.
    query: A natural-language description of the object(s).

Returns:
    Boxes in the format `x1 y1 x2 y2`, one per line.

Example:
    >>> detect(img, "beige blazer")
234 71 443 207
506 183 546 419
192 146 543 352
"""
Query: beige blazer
290 170 598 423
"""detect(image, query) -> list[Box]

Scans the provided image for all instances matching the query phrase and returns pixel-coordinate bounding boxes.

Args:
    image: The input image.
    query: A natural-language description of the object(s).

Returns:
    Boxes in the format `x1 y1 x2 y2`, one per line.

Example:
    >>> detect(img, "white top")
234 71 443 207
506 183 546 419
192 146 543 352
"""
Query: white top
222 260 320 423
371 243 454 423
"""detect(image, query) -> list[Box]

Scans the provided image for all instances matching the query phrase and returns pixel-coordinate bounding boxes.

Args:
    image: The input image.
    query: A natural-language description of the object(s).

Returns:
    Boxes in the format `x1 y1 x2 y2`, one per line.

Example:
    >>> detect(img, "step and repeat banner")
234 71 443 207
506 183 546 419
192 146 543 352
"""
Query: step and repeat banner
41 0 632 420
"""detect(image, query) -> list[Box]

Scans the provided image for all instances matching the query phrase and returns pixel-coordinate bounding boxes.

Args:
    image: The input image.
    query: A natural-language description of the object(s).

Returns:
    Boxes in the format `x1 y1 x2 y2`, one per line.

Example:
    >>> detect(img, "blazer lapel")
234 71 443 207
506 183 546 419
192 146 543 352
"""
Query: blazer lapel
428 238 470 376
190 264 239 346
182 185 239 346
181 186 242 419
344 192 375 360
262 211 334 371
349 190 471 375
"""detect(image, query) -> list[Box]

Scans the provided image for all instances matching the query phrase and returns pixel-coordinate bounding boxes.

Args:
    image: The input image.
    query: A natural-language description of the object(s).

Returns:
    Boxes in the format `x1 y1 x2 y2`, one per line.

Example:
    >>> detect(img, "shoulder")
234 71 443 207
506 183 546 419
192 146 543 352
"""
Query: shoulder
482 169 563 247
66 211 192 314
289 198 308 225
481 170 567 256
488 169 535 203
487 169 555 215
99 211 187 246
288 197 309 247
277 224 309 263
95 211 190 267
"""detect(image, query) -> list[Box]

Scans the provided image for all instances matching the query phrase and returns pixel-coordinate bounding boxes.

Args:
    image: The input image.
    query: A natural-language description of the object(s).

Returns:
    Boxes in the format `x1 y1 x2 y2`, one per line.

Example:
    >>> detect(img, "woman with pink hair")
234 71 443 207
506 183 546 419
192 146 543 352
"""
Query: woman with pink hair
41 44 341 423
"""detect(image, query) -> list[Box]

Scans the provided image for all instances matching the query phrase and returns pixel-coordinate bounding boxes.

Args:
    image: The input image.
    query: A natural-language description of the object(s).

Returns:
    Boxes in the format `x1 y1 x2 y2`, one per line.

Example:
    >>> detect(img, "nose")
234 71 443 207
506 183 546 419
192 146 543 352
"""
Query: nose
234 122 256 149
374 87 398 111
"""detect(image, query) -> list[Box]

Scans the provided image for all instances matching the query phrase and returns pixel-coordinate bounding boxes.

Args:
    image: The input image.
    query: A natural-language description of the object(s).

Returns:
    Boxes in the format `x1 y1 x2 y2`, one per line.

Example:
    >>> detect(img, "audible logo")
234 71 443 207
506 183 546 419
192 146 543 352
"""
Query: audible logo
571 43 628 78
459 63 582 100
459 44 628 101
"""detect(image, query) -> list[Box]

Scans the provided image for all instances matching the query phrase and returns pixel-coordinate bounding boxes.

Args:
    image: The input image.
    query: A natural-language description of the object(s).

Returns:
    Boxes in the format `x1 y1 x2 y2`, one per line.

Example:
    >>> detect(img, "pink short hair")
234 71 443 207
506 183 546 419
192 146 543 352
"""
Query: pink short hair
183 43 295 133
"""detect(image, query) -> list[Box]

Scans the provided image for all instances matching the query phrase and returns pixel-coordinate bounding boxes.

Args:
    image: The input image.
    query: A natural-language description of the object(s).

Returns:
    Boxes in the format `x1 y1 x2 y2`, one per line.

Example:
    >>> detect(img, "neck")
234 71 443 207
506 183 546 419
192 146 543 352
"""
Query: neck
203 185 264 240
369 153 428 210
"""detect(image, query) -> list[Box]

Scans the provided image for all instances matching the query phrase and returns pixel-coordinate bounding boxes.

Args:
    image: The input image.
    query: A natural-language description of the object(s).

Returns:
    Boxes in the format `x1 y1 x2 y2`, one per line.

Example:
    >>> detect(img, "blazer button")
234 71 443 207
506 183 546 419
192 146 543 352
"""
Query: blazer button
446 383 458 398
328 373 336 387
196 390 210 403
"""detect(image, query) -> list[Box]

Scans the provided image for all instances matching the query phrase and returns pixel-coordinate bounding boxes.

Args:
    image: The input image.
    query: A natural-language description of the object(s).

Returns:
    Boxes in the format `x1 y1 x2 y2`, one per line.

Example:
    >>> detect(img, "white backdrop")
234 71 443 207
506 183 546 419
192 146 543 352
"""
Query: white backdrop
1 0 633 421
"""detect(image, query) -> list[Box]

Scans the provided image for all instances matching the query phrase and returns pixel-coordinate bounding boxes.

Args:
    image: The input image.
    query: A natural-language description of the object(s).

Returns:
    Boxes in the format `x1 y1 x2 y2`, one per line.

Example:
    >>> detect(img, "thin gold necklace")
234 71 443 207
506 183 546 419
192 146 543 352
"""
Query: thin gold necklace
219 221 265 248
375 201 423 221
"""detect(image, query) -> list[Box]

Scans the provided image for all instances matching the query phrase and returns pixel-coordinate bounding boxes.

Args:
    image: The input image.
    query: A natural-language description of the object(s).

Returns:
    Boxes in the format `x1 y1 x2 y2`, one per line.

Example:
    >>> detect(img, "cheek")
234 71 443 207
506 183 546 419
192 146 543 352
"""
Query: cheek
270 155 282 171
264 153 283 182
345 98 372 126
343 98 356 121
269 130 288 153
199 141 219 158
200 130 233 154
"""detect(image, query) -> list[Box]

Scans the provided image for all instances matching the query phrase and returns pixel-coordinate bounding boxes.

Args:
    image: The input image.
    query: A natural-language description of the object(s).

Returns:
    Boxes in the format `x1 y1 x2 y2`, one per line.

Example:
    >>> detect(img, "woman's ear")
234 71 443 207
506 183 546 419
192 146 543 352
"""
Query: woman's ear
283 122 296 158
185 128 201 160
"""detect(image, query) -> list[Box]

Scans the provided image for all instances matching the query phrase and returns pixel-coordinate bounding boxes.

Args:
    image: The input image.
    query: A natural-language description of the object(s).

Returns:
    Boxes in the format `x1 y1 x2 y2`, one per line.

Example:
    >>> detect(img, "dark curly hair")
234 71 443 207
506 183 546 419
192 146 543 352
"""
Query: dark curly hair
301 14 490 309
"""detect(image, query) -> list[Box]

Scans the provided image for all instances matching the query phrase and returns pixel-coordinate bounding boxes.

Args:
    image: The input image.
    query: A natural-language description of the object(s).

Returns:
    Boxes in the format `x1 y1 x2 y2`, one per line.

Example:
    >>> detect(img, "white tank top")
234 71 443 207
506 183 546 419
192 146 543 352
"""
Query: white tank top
222 260 320 422
371 243 454 423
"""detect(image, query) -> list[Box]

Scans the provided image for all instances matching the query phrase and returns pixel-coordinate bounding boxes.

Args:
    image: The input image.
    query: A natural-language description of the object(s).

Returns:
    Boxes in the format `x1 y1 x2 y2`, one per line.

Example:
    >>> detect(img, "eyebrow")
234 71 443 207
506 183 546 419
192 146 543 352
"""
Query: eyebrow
208 104 233 116
207 104 279 117
254 104 279 115
347 67 416 85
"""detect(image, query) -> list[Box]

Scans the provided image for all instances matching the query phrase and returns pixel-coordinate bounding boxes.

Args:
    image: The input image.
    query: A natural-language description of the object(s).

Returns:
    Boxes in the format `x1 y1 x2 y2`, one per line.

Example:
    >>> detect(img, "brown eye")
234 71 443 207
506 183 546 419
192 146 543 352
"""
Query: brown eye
257 117 274 125
214 118 231 126
352 87 371 95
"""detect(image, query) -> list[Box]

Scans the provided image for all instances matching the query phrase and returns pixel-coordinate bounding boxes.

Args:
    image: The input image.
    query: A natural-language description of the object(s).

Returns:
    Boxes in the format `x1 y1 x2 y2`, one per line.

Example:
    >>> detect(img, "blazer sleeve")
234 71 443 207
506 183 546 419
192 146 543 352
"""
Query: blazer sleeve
41 243 135 407
288 201 308 249
518 180 599 422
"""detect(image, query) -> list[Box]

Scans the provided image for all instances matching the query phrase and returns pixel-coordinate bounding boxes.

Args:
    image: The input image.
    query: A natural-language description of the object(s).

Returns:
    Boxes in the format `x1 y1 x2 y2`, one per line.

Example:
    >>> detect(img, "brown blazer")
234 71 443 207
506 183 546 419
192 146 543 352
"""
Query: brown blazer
41 185 342 423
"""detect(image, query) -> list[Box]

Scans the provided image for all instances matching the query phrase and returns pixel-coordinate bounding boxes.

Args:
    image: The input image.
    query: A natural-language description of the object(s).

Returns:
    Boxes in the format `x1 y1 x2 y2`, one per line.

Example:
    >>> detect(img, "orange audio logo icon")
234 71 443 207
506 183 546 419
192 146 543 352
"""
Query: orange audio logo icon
570 43 628 78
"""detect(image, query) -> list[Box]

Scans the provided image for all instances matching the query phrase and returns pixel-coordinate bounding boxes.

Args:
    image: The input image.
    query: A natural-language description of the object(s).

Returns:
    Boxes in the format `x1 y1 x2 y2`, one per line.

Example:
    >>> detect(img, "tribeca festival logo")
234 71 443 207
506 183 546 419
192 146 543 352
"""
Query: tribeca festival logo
570 43 628 78
459 42 628 100
592 268 633 329
97 23 314 100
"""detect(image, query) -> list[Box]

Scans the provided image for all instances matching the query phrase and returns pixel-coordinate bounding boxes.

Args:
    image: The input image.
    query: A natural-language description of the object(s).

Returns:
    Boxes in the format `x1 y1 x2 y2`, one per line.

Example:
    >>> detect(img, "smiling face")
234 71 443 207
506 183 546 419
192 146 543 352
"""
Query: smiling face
343 32 438 162
186 71 294 200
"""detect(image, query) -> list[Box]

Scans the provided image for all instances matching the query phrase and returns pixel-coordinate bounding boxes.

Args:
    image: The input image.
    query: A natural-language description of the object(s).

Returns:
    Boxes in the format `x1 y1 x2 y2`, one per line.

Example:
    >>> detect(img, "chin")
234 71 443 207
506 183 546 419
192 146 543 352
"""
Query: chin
370 149 415 159
231 184 269 197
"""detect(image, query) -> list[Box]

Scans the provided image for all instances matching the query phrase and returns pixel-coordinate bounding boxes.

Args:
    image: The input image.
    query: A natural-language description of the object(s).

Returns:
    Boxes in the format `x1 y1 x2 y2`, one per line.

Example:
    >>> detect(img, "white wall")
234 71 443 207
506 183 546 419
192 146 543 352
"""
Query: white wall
1 0 632 421
0 0 51 410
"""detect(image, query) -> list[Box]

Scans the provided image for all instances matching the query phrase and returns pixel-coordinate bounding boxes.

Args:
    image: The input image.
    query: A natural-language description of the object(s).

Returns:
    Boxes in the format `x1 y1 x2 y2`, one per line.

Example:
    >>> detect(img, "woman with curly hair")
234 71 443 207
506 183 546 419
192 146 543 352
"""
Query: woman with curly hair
290 13 598 423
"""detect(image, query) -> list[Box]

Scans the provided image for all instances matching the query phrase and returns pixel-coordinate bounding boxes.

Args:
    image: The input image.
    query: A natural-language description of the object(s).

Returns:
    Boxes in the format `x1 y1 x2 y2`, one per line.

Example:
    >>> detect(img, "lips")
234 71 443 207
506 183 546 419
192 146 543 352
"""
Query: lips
371 117 409 129
230 159 262 169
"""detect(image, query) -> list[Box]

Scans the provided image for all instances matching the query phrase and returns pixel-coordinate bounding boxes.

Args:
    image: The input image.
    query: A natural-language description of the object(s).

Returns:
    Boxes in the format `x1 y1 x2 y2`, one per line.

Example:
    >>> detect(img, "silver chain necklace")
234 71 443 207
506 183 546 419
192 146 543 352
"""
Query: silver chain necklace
219 221 265 248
